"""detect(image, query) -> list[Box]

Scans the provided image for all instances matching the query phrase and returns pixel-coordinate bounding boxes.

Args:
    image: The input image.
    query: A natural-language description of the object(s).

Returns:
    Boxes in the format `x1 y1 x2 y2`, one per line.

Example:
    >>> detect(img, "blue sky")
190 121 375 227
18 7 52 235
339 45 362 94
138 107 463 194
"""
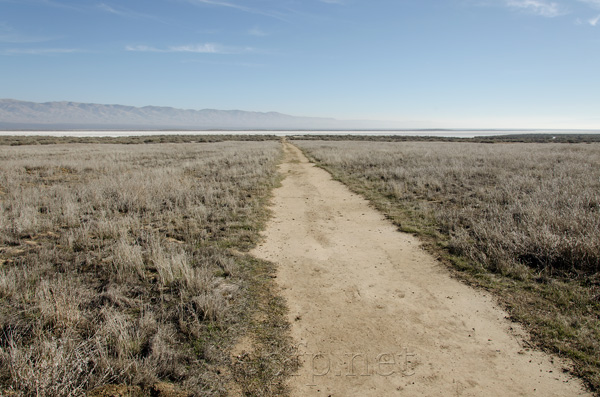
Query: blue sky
1 0 599 129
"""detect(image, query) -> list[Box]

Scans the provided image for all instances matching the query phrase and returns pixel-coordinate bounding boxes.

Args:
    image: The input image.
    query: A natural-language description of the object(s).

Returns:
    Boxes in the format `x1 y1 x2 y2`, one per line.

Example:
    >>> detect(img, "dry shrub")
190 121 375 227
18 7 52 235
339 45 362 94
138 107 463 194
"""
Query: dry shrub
1 335 109 397
149 238 195 288
111 238 145 282
35 276 88 333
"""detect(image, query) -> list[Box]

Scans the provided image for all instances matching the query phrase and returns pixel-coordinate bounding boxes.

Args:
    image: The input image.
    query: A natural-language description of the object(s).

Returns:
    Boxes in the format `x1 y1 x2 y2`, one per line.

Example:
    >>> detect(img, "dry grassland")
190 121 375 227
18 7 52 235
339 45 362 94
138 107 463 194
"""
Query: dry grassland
0 141 295 396
0 134 279 146
296 140 600 392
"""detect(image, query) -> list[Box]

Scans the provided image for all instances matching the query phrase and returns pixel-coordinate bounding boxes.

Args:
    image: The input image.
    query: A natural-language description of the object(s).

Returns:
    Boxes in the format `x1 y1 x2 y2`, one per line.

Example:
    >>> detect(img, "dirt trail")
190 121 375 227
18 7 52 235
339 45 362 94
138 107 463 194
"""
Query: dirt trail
251 142 589 396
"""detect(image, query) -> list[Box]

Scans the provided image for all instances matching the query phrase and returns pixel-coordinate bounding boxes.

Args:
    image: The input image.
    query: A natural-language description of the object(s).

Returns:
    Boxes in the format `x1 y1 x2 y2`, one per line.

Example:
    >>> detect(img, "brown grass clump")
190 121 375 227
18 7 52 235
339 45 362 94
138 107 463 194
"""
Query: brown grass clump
0 141 295 395
296 140 600 391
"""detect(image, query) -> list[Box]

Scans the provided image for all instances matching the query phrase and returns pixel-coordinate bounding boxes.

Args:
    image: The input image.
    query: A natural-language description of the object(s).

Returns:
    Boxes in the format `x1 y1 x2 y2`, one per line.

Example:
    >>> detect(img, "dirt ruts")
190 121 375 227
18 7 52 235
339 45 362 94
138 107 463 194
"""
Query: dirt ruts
251 142 589 396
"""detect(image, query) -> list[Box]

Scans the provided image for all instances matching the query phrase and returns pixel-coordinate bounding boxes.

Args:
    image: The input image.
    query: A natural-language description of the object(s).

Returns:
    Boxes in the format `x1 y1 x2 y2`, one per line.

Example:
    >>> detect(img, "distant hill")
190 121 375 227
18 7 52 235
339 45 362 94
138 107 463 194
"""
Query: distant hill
0 99 367 130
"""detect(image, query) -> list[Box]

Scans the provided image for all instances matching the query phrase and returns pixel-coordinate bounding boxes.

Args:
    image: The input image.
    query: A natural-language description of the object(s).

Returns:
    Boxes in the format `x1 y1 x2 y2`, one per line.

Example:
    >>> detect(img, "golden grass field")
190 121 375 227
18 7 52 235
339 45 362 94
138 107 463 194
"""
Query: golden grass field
1 135 599 394
0 140 297 396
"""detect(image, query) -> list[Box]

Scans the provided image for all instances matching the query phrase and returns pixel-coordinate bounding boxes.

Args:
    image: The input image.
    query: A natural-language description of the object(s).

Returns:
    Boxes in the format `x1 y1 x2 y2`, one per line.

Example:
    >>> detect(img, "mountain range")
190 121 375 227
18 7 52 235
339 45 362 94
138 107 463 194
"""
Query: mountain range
0 99 381 130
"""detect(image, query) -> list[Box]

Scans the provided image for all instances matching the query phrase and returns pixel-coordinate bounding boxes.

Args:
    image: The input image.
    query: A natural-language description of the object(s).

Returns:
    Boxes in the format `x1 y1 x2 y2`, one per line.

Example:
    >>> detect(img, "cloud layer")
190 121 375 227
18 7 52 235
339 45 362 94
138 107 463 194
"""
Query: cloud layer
505 0 563 17
125 43 253 54
1 48 79 55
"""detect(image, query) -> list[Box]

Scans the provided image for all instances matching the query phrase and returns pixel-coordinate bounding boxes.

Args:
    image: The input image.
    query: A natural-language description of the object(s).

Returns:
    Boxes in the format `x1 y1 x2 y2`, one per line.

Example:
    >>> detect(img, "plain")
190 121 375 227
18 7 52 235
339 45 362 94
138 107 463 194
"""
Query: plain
0 139 296 396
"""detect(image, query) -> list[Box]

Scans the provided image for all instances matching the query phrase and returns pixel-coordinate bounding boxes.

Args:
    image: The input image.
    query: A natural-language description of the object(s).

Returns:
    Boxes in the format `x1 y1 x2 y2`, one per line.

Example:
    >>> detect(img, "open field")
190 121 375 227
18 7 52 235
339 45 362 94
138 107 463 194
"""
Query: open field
291 133 600 143
0 140 296 396
2 135 599 395
2 132 600 147
0 134 280 146
295 140 600 391
253 142 589 395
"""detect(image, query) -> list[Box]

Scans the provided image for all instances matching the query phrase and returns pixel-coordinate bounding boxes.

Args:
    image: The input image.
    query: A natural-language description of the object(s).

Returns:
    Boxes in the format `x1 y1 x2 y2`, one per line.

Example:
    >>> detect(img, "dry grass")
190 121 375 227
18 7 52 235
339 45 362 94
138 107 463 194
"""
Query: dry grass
0 141 295 396
291 133 600 143
296 140 600 392
0 134 279 146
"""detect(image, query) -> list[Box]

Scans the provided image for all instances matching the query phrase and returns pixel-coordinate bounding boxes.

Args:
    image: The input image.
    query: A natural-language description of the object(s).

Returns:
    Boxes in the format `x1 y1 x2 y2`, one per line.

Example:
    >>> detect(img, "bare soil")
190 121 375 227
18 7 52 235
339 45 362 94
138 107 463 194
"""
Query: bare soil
251 142 590 396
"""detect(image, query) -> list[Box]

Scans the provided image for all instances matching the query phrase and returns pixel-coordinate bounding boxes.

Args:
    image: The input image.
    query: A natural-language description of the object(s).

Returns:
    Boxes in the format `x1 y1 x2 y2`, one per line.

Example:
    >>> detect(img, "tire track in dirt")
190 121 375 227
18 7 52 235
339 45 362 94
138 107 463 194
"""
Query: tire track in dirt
251 142 590 396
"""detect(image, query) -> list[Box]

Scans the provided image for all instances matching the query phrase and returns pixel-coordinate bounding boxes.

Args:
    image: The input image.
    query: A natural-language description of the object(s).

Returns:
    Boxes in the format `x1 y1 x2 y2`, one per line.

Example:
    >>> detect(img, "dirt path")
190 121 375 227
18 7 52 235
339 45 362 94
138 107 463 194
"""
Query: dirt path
251 142 589 396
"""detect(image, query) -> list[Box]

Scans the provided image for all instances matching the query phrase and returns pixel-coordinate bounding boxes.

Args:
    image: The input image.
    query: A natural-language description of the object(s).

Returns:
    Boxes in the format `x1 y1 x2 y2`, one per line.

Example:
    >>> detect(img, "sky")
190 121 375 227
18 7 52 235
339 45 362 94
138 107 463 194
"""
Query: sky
1 0 599 129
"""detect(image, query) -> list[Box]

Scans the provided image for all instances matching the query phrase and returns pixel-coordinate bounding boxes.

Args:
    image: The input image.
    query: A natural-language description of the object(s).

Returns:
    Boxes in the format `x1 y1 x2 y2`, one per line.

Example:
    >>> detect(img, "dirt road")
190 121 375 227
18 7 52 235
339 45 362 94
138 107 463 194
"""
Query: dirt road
251 142 589 396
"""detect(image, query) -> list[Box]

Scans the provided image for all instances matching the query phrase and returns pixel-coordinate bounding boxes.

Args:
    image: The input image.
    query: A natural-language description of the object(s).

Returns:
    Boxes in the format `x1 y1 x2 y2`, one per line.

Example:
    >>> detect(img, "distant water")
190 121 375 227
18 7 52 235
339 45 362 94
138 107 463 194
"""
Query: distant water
1 130 598 138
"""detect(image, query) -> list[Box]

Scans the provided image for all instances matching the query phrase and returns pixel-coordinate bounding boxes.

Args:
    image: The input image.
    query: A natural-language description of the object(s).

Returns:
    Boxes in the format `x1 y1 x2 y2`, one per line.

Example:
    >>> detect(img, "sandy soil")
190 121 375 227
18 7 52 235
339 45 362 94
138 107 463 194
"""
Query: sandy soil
250 142 590 396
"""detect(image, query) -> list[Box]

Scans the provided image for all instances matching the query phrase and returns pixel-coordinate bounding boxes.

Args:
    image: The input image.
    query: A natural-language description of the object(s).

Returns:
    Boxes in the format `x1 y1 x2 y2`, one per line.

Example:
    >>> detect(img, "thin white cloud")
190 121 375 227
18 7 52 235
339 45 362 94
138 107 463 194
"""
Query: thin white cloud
248 27 268 36
97 3 128 16
320 0 345 4
125 45 166 52
0 22 57 43
126 43 254 54
189 0 249 11
96 3 165 22
573 1 600 26
0 0 76 7
182 59 268 68
505 0 564 17
1 48 80 55
171 44 223 53
38 0 83 11
579 0 600 8
186 0 288 21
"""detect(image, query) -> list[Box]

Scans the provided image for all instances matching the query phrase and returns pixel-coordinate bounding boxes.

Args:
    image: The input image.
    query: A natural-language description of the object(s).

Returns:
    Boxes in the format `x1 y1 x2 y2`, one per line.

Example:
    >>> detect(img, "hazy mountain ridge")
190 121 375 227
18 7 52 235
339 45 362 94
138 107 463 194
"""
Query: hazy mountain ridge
0 99 353 130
